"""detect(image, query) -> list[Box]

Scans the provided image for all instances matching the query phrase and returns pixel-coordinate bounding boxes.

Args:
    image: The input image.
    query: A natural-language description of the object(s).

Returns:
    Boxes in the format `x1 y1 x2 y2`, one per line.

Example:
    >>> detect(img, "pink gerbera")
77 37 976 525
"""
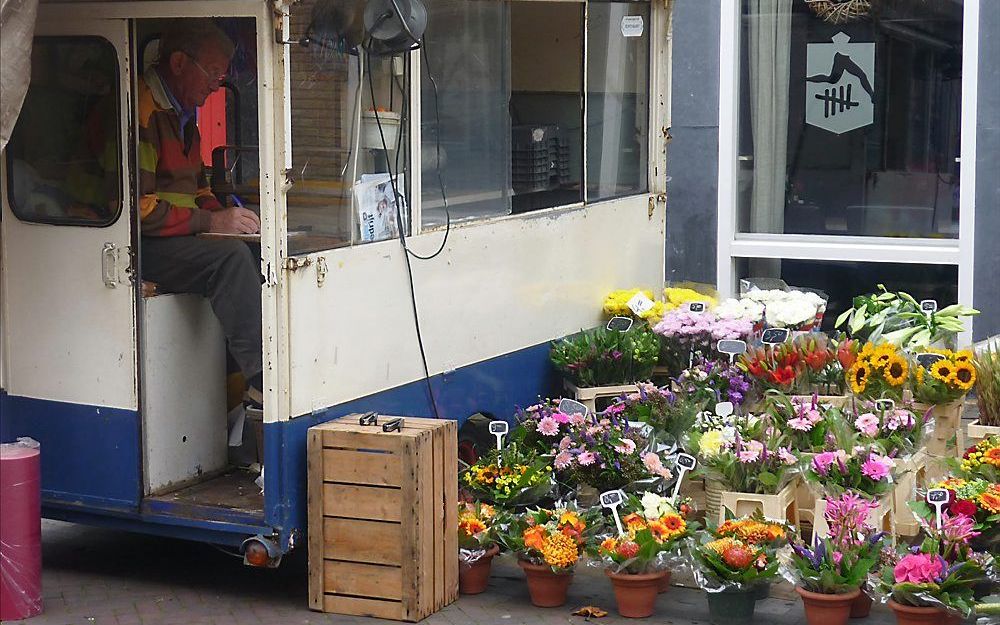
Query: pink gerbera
554 451 573 470
537 416 560 437
578 451 597 466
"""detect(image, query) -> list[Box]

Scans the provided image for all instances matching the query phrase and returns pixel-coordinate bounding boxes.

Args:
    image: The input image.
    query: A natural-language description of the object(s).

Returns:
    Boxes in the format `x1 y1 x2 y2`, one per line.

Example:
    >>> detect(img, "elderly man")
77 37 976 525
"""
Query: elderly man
139 19 263 405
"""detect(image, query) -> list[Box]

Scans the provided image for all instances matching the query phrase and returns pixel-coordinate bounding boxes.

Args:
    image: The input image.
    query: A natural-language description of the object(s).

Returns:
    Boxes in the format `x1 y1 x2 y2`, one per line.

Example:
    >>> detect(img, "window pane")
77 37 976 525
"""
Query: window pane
420 0 510 227
586 2 650 202
736 258 957 331
737 1 962 238
6 37 121 226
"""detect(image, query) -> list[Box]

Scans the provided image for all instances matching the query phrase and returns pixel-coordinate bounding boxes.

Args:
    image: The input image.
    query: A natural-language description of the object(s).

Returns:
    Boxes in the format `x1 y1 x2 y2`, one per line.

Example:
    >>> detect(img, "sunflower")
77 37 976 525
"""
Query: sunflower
914 365 925 384
930 360 955 383
952 362 976 391
871 345 895 368
860 342 876 358
849 361 870 393
954 350 974 363
884 356 908 386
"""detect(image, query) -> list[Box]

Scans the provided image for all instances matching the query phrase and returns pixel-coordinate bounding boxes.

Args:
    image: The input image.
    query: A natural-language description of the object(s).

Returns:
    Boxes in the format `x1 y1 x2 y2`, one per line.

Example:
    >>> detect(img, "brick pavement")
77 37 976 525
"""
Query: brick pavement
6 520 908 625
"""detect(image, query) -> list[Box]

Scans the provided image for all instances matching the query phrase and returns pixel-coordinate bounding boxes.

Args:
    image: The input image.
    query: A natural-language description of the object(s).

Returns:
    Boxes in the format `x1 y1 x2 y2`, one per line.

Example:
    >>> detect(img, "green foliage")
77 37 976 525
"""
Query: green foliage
550 326 660 387
835 286 978 349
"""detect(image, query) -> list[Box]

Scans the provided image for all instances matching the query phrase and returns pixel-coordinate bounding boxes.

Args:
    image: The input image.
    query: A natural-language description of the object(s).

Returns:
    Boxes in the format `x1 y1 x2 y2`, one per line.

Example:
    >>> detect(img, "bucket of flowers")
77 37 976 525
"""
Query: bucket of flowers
550 326 660 389
784 492 887 624
877 511 994 625
458 502 499 594
909 348 976 454
739 334 840 397
762 393 845 453
460 443 555 508
744 289 824 332
675 358 755 410
692 512 789 625
594 492 693 617
610 383 700 446
847 399 928 459
496 505 600 607
512 400 586 456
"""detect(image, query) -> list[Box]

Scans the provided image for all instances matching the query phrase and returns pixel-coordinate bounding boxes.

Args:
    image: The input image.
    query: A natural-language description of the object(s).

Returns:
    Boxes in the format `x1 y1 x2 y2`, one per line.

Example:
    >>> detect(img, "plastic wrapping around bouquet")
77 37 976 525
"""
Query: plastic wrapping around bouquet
0 438 43 621
893 450 929 538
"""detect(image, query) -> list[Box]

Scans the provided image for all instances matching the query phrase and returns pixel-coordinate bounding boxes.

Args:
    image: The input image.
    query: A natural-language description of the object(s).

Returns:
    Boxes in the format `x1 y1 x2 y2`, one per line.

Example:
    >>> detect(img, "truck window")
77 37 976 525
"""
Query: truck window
5 37 122 227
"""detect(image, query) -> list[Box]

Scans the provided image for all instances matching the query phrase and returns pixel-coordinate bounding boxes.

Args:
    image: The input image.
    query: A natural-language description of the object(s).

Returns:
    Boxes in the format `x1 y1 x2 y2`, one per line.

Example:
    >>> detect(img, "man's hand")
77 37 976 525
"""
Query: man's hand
208 207 261 234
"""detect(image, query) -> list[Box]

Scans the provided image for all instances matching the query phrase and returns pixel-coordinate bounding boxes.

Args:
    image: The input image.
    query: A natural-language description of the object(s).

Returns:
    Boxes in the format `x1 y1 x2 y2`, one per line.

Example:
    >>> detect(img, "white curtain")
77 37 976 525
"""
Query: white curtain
0 0 38 151
747 0 791 277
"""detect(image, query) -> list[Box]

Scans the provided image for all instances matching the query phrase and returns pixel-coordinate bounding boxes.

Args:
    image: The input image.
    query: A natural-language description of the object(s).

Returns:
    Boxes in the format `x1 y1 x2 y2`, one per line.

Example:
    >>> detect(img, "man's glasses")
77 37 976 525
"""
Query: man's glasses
185 52 228 87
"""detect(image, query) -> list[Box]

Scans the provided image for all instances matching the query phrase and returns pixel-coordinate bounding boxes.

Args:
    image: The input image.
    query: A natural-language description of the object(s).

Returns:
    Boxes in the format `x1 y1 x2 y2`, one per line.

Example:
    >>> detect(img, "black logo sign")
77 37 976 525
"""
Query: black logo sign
717 339 747 356
676 453 697 470
489 421 509 435
920 300 938 313
688 302 706 313
600 491 624 507
926 488 949 504
874 399 895 412
558 398 589 417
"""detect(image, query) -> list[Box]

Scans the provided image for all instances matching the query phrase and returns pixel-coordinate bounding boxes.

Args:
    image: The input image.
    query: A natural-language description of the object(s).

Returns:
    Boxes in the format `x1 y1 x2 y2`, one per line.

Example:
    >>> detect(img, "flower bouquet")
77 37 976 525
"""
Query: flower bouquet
848 399 927 459
610 383 699 444
676 358 754 409
458 502 499 594
714 297 765 326
744 288 823 331
764 393 844 453
784 493 887 624
512 400 586 455
496 505 599 607
908 478 1000 550
595 492 693 617
959 435 1000 483
663 286 717 311
550 326 659 388
653 308 754 376
911 349 976 405
740 334 837 394
804 447 897 499
461 444 555 507
603 288 666 325
692 513 787 625
877 510 994 622
840 341 908 401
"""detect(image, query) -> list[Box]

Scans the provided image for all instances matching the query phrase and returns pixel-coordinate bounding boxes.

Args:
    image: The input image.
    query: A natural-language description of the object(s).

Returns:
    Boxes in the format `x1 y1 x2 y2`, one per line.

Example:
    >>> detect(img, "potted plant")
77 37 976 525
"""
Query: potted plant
458 502 499 594
878 511 993 625
970 342 1000 444
460 444 554 508
786 493 886 625
496 505 598 607
713 513 791 601
550 326 659 389
595 492 693 617
692 514 787 625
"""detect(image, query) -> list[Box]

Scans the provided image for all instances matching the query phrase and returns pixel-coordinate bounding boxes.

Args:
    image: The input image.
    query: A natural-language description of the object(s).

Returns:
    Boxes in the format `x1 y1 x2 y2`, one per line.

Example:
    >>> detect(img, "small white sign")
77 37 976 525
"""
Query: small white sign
600 489 627 535
621 15 644 38
626 292 655 316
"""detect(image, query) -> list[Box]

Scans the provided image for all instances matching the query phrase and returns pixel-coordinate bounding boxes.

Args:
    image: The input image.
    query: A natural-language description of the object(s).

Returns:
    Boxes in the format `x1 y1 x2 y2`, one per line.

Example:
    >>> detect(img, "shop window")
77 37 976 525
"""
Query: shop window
737 0 962 238
737 258 957 331
6 37 122 227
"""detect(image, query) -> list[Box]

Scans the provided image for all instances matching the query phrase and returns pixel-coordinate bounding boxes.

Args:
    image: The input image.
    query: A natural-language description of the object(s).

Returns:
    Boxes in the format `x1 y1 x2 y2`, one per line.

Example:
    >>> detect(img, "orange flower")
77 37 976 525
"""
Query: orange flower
523 526 546 552
623 512 648 531
599 537 618 554
662 514 684 532
541 532 579 568
985 447 1000 468
979 489 1000 514
559 510 585 534
459 518 486 537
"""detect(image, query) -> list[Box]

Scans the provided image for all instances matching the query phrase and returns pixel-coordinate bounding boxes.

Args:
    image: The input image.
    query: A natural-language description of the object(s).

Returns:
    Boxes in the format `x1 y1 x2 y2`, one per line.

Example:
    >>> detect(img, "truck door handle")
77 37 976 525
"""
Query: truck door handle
102 242 119 288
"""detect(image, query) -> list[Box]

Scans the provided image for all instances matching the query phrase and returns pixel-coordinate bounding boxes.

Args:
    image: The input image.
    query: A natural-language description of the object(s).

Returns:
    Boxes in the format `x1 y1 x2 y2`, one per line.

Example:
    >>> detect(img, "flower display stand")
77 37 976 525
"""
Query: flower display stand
717 480 799 527
894 450 928 537
564 381 639 413
812 494 894 545
966 420 1000 448
916 401 964 459
307 416 458 621
795 479 816 529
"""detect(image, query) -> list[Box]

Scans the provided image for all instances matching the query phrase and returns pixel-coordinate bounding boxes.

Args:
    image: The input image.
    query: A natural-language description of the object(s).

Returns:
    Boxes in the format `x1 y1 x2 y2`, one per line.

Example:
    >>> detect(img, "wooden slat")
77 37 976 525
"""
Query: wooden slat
307 429 324 611
323 483 401 521
322 595 403 621
431 425 444 612
399 436 420 621
323 561 402 600
322 448 401 487
322 427 405 452
417 430 435 619
324 518 403 565
442 420 459 605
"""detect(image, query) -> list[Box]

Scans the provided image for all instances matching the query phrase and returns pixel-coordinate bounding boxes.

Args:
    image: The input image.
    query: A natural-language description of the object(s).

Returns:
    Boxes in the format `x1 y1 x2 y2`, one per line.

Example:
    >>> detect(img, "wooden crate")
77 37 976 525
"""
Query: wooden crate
308 415 458 621
717 480 799 527
894 450 928 537
564 381 639 412
966 420 1000 448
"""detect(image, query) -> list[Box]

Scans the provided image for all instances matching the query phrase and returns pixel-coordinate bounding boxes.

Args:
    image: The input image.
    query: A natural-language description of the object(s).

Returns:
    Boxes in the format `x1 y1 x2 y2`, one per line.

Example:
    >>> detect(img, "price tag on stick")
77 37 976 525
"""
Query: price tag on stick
606 316 634 333
557 398 589 418
761 327 790 346
715 402 734 418
874 399 895 412
489 421 508 466
920 299 938 317
717 339 747 364
926 488 950 529
600 490 627 535
626 292 655 317
670 453 698 504
688 301 707 313
916 352 945 369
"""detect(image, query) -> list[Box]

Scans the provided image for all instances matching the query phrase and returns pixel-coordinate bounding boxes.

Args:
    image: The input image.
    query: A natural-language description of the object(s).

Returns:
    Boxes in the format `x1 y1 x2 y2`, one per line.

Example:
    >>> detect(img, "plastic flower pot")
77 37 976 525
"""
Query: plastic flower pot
850 591 873 618
518 560 573 607
658 569 672 593
796 586 860 625
605 569 666 618
459 545 499 595
705 586 757 625
753 581 771 601
887 599 962 625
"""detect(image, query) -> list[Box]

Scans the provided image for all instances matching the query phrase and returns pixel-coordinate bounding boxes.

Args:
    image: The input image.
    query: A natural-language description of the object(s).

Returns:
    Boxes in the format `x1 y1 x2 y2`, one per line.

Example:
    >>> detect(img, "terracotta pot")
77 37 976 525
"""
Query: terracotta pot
705 587 757 625
605 569 666 618
850 590 873 618
518 560 573 608
887 599 963 625
459 545 499 595
657 569 672 593
796 586 860 625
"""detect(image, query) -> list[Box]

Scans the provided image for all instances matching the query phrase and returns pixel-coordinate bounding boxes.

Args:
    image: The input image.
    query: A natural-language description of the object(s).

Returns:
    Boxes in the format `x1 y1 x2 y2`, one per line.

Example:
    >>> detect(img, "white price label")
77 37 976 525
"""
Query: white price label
626 292 655 316
621 15 644 38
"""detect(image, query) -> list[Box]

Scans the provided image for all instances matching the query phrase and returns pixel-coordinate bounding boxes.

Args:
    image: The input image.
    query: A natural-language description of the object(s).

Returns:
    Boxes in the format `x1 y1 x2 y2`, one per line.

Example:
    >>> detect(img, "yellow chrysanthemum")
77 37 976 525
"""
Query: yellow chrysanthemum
952 362 976 391
930 360 956 383
884 355 908 386
849 361 870 393
541 531 579 568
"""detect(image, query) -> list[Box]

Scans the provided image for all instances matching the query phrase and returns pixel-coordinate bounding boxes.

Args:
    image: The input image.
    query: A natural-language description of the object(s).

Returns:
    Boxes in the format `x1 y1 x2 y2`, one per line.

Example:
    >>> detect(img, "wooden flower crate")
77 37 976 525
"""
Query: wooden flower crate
307 415 458 621
717 480 799 527
917 400 964 458
813 494 894 545
564 381 639 412
894 450 928 537
967 420 1000 448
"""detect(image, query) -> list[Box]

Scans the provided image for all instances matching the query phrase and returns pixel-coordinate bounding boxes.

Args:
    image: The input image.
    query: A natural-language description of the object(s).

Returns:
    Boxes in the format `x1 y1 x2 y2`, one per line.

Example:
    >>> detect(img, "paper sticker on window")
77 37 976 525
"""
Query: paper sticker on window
621 15 644 38
805 32 875 135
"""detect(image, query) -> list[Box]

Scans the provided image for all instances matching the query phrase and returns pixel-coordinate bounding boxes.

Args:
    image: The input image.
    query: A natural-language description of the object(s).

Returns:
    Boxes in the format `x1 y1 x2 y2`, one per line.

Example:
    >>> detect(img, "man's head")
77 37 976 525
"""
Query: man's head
157 19 235 110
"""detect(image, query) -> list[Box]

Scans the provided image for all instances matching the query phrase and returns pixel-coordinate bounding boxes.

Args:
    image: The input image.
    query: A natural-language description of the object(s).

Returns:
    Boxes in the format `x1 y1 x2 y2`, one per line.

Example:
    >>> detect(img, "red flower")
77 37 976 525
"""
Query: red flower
779 351 801 369
804 350 829 371
950 499 978 517
837 340 857 370
768 366 796 387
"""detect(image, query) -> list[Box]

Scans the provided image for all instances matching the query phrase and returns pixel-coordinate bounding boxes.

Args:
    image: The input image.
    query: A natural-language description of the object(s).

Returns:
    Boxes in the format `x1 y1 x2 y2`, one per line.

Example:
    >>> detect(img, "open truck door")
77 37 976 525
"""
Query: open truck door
0 18 140 511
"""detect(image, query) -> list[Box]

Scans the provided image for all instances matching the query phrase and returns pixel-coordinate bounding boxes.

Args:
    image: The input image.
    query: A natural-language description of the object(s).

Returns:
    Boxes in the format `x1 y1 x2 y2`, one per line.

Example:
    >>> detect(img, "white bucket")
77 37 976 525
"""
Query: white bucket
361 110 401 150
